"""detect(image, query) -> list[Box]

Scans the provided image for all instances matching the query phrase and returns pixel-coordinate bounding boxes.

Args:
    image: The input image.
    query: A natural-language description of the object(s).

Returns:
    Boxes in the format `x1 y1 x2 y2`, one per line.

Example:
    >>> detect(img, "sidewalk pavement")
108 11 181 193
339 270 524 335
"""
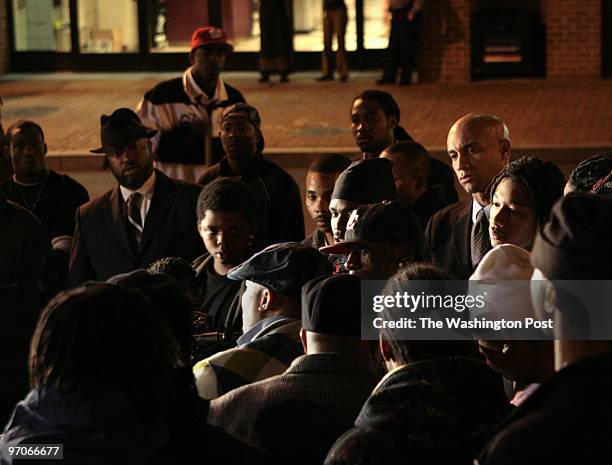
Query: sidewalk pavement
1 72 610 220
1 71 611 154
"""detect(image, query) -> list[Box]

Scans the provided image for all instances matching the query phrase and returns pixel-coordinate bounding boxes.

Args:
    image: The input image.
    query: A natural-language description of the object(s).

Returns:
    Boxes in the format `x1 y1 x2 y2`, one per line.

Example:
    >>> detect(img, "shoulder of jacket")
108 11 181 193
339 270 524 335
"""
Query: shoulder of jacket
223 83 246 103
78 189 114 216
430 199 470 224
144 77 191 104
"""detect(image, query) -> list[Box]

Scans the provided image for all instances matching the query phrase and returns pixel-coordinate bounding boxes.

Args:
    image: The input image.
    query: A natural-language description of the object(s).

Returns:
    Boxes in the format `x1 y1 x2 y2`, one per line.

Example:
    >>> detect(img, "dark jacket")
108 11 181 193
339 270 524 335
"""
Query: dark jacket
191 253 244 362
424 199 473 279
394 126 458 204
325 357 510 465
68 170 204 286
409 184 451 228
198 156 305 247
477 352 612 465
0 195 50 426
0 384 272 465
1 170 89 240
429 158 458 204
0 195 49 285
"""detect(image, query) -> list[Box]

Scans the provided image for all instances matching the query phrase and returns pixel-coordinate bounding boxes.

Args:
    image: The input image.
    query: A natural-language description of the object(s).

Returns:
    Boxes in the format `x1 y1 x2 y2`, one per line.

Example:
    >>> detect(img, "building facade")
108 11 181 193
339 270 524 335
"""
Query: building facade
0 0 608 81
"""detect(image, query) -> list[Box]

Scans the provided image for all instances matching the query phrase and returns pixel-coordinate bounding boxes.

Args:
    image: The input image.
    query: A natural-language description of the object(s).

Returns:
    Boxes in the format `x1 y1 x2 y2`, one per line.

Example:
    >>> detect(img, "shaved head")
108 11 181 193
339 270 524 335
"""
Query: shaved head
448 114 510 146
447 114 511 204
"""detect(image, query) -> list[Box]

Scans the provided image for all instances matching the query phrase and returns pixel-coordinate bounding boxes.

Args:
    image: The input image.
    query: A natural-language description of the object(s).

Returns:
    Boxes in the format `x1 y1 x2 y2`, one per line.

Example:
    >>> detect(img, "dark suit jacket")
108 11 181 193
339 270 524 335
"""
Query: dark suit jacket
424 199 473 280
68 170 204 286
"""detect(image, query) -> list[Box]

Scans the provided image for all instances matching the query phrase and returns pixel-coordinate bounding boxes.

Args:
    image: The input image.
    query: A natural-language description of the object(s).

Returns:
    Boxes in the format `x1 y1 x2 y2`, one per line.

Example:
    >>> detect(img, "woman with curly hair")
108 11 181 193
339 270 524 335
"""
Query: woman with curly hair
486 156 565 251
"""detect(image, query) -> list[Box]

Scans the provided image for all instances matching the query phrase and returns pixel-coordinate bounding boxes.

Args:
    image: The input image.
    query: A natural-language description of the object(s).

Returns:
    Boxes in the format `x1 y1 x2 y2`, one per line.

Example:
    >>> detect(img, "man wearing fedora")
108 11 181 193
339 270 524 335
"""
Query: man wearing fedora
137 26 246 183
68 108 204 286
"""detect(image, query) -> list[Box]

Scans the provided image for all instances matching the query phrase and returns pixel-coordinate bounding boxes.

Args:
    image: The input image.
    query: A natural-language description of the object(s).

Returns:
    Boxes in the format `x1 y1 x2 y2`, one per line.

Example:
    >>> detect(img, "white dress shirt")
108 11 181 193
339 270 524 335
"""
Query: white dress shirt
119 170 156 226
471 199 491 224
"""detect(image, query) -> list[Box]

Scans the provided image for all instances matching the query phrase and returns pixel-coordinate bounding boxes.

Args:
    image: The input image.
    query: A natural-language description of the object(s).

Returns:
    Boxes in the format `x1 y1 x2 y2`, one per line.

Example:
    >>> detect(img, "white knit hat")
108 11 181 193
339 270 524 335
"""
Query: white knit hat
468 244 540 340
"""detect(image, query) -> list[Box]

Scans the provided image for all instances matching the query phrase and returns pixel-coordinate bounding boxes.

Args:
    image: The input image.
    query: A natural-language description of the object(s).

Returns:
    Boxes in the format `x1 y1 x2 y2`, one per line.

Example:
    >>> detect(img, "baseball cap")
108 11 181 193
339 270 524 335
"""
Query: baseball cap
320 201 424 256
191 26 233 53
227 242 332 300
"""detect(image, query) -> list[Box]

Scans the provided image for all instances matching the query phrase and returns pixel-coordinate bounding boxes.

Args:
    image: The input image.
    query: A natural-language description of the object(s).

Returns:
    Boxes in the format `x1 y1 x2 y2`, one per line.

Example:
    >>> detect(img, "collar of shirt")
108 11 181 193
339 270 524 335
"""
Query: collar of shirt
120 170 156 221
471 198 491 224
184 67 228 137
237 315 286 346
183 67 228 107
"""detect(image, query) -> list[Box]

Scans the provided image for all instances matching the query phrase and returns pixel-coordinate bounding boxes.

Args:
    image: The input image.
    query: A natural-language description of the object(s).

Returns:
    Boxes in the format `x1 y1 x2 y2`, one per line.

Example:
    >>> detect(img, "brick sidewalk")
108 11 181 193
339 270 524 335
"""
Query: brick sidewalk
1 72 612 154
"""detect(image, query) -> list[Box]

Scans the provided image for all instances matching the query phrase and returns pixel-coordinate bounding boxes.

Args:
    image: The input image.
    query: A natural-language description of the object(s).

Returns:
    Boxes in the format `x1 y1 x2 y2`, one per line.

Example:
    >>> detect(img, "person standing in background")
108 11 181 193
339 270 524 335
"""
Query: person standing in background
137 27 245 182
377 0 424 85
259 0 294 83
1 120 89 289
317 0 349 82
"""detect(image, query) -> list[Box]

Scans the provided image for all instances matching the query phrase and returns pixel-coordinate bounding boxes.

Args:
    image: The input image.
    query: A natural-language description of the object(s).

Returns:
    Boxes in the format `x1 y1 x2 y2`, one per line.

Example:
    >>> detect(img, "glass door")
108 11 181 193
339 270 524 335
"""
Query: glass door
11 0 71 52
77 0 140 53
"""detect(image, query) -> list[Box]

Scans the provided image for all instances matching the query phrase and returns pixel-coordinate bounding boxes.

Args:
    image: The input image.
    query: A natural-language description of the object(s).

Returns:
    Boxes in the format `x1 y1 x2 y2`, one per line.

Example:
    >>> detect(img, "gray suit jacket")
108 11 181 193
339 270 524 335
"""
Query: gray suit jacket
208 352 379 465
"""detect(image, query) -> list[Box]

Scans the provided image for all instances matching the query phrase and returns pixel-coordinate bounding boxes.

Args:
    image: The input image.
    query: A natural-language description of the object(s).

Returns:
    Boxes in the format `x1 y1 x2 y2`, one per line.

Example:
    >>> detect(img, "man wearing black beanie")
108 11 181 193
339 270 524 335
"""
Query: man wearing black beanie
329 158 396 244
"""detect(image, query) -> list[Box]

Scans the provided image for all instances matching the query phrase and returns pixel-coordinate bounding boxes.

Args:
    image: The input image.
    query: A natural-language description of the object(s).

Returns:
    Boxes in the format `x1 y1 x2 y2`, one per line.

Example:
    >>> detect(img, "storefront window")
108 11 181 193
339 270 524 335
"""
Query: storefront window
226 0 357 52
12 0 71 52
364 0 388 49
78 0 139 53
293 0 357 52
147 0 373 54
150 0 210 52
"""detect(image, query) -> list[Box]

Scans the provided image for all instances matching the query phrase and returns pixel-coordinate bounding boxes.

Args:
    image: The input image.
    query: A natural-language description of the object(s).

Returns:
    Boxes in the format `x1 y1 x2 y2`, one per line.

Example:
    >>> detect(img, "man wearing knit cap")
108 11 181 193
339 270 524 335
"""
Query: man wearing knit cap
329 158 396 244
137 26 246 182
321 201 423 280
326 157 396 274
193 242 331 400
477 193 612 465
208 274 379 465
425 114 511 279
197 103 305 246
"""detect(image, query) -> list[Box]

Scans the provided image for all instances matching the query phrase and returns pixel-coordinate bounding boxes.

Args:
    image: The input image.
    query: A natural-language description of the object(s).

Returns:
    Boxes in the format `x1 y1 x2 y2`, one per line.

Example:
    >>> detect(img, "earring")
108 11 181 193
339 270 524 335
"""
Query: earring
501 344 510 355
248 234 255 247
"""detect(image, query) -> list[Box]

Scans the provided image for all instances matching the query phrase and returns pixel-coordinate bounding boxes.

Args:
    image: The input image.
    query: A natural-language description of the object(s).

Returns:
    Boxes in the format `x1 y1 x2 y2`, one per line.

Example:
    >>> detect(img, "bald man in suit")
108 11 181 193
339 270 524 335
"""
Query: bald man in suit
424 114 511 279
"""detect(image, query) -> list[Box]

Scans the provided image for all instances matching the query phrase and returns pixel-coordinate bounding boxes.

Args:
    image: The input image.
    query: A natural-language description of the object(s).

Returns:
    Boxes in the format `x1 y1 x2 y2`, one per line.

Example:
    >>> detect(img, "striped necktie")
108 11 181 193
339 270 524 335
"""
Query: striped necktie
471 207 492 268
127 192 144 248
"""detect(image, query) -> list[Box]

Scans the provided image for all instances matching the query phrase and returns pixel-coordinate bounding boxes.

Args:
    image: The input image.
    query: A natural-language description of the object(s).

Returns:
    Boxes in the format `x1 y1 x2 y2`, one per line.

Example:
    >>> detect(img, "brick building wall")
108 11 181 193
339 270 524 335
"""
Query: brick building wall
0 0 9 74
543 0 601 77
420 0 473 83
419 0 602 82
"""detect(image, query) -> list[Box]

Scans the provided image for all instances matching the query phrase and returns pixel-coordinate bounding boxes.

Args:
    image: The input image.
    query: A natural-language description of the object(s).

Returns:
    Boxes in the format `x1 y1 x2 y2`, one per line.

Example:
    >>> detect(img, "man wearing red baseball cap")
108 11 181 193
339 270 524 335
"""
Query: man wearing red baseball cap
136 26 246 183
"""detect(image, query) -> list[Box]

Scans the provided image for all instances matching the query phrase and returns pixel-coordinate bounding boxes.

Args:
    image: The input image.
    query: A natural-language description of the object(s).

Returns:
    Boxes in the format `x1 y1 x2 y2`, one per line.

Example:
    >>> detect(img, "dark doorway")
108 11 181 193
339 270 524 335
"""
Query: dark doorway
603 0 612 77
471 0 545 80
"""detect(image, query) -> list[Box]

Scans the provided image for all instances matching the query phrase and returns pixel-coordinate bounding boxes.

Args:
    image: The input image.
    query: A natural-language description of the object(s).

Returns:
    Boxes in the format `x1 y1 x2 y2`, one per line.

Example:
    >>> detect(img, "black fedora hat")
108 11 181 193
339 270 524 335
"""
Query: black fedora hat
90 108 157 154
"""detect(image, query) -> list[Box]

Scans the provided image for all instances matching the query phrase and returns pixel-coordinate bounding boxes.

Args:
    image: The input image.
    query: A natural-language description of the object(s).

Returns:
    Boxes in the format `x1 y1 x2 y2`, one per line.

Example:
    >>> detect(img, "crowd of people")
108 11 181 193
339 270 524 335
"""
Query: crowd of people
1 24 612 465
